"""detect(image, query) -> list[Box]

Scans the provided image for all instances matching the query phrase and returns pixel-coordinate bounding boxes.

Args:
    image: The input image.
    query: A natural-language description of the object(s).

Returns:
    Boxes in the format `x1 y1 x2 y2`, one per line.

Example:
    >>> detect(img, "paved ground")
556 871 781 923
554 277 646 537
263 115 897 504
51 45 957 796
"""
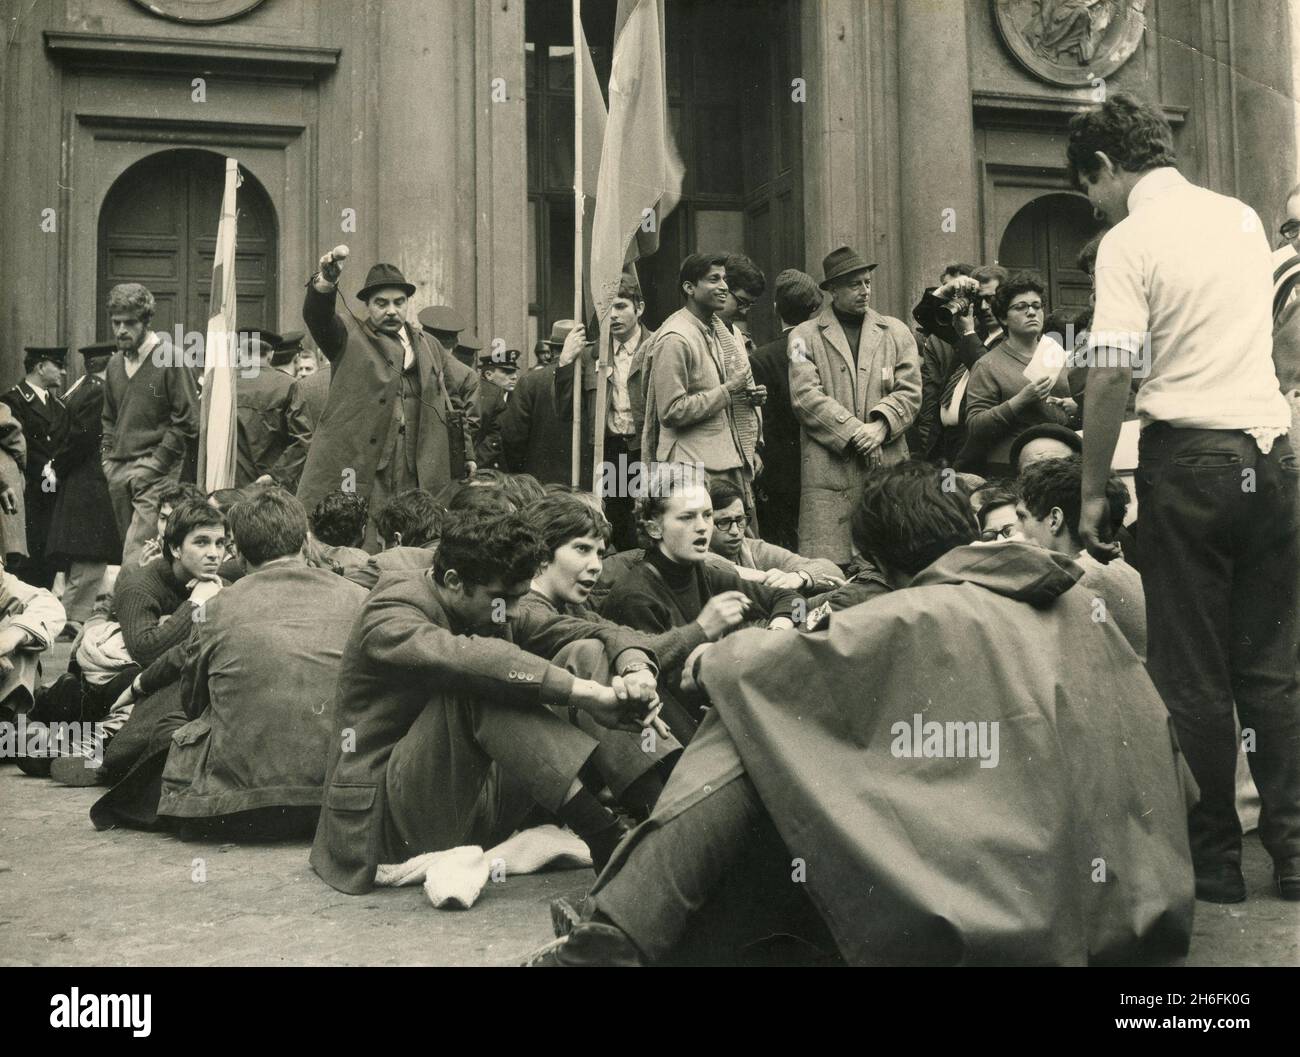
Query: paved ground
1 644 1297 967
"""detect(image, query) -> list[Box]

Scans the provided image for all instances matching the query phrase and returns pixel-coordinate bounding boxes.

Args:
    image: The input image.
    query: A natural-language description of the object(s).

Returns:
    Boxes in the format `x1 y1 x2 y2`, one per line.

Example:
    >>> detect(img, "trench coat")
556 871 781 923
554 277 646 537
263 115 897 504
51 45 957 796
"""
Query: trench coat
0 403 27 559
788 303 921 564
297 286 469 518
156 563 366 820
47 373 122 563
596 541 1196 966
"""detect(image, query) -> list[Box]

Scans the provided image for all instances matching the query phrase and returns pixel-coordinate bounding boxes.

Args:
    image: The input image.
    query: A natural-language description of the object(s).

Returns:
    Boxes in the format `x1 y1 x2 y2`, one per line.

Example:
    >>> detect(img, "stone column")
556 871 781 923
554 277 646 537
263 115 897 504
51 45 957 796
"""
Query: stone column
895 0 980 304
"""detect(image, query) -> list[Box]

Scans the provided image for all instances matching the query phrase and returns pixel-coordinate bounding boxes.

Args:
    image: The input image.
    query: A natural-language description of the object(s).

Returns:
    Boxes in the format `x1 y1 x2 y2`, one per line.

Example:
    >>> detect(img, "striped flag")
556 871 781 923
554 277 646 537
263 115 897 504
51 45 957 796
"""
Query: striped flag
198 157 241 492
588 0 683 321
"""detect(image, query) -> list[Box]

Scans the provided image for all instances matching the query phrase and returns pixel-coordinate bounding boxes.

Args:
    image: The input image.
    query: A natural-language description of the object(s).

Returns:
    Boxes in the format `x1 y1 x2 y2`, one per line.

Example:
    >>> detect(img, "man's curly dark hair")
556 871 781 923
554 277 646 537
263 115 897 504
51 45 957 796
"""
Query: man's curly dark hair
433 509 548 589
850 461 978 577
992 270 1046 325
1066 93 1176 189
310 490 369 548
1018 454 1130 543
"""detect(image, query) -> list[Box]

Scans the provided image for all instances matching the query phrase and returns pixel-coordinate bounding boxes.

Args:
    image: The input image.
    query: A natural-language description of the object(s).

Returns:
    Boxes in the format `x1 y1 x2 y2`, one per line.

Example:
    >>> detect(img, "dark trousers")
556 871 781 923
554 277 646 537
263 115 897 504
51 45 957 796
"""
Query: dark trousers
755 481 799 553
600 433 638 552
20 481 59 588
1136 425 1300 869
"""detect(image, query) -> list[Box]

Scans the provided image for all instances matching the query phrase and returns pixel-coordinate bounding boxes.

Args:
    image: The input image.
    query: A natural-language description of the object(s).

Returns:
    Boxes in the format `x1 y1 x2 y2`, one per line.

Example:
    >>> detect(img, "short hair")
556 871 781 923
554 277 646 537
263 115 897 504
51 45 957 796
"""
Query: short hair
773 269 821 327
850 462 978 577
376 488 442 548
468 467 509 489
636 462 710 539
1077 233 1104 275
446 481 516 516
1066 93 1176 188
433 509 547 589
971 264 1009 287
707 477 745 512
679 252 729 293
972 483 1020 529
158 480 205 514
163 498 227 563
227 487 308 566
615 273 644 305
1018 455 1130 543
501 473 547 510
206 487 246 517
723 253 766 299
524 492 612 558
106 283 156 324
310 490 369 548
941 262 975 279
992 270 1046 324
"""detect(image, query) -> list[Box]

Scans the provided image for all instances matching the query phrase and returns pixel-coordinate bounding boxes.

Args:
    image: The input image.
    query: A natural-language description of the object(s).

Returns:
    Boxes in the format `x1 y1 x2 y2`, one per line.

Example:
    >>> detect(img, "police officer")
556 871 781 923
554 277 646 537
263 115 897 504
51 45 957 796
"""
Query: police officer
1 346 70 587
236 331 294 487
418 306 480 479
474 345 520 469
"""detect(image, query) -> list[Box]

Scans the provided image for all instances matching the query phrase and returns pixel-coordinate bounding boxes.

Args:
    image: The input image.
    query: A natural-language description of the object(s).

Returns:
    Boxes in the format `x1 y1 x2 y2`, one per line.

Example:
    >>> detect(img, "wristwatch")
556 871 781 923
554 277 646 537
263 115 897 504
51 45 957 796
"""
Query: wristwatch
620 661 655 676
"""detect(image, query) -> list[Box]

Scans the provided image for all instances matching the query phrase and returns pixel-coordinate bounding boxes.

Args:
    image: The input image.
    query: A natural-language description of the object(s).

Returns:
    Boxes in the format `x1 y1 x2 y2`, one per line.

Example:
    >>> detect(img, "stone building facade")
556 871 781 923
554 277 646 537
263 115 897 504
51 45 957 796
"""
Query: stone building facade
1 0 1296 385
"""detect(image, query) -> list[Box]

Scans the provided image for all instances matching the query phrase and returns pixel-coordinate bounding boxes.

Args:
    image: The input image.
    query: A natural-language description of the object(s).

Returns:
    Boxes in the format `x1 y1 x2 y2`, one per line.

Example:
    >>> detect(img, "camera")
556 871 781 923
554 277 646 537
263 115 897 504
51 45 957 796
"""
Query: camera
934 295 972 326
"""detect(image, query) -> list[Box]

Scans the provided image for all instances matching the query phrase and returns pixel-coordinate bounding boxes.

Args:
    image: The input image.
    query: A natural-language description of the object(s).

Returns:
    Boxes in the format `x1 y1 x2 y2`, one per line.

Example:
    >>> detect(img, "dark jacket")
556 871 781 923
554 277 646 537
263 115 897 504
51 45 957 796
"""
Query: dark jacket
0 381 67 488
474 377 509 469
310 570 656 894
47 373 122 563
268 366 331 491
235 364 294 485
157 563 366 820
297 286 470 518
749 330 802 505
499 363 571 484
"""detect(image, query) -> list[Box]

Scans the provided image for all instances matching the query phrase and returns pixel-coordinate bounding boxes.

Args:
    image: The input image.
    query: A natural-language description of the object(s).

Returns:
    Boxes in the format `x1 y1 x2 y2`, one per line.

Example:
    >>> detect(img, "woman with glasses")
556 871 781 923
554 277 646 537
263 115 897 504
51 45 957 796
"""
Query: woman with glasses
957 271 1077 478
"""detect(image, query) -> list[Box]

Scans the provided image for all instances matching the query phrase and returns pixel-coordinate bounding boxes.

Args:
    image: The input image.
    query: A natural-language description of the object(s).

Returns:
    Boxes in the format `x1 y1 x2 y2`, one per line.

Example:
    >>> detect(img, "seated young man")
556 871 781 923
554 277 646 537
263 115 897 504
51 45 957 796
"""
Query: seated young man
346 488 442 591
137 480 205 566
532 461 1194 966
88 500 228 824
970 481 1021 543
311 508 669 895
599 463 802 740
706 478 843 593
155 488 367 838
1014 455 1146 660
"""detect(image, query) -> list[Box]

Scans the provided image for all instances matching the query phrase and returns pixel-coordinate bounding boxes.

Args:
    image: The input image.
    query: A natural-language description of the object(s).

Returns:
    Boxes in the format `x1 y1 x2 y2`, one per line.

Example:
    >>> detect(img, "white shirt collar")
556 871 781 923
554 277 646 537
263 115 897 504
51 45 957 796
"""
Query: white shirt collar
28 381 48 402
130 331 160 361
615 327 640 356
1126 166 1186 215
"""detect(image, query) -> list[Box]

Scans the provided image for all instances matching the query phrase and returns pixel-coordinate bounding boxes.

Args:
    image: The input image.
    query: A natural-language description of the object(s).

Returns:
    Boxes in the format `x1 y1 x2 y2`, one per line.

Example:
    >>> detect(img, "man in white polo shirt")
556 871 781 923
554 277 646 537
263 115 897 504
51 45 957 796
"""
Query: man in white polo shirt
1067 94 1299 905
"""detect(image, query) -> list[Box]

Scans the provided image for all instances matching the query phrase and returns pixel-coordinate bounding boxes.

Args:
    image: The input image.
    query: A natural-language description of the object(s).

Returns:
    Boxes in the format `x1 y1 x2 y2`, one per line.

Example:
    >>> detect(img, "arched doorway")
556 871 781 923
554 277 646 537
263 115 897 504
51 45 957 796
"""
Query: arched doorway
997 192 1100 319
97 149 278 342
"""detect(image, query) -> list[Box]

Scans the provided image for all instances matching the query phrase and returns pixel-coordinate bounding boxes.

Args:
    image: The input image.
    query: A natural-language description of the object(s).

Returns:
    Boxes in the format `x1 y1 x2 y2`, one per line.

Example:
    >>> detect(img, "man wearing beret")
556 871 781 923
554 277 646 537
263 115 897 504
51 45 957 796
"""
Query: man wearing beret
2 346 71 588
788 246 921 565
298 248 471 548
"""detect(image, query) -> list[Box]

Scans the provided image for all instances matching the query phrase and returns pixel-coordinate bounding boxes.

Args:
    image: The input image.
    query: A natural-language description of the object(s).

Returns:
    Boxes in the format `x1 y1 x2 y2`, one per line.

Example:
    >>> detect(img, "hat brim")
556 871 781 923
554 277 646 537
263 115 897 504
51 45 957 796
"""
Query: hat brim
819 263 878 290
357 282 417 302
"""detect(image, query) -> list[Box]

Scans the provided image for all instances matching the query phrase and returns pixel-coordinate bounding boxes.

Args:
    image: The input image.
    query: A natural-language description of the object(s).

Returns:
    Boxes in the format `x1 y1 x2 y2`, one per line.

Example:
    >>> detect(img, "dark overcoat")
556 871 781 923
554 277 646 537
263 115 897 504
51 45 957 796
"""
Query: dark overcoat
47 373 122 563
297 287 468 517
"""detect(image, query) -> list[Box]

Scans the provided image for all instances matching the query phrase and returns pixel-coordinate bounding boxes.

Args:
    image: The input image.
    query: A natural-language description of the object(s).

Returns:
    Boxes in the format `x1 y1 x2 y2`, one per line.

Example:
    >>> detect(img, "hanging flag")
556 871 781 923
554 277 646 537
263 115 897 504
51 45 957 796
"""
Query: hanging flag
198 158 241 492
576 15 607 323
588 0 684 322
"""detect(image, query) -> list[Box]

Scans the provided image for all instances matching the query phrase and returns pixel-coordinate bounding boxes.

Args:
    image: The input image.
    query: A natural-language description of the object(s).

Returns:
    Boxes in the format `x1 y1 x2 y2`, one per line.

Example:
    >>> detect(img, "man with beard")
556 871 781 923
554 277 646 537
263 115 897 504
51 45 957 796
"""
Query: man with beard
100 283 200 567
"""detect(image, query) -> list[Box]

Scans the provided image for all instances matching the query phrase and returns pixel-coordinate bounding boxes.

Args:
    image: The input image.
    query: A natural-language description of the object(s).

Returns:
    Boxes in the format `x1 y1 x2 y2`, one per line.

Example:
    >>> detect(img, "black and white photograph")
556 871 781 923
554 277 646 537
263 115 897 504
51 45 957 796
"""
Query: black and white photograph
0 0 1297 1024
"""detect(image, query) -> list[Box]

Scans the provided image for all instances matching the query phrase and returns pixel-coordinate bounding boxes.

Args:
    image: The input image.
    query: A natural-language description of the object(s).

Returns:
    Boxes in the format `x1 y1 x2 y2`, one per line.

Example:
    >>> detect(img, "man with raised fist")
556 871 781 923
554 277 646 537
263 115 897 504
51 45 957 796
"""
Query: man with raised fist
298 246 471 549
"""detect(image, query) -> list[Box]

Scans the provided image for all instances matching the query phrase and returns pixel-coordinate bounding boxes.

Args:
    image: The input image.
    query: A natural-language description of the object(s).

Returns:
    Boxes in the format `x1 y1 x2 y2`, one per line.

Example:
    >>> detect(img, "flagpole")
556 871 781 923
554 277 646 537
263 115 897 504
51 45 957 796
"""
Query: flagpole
570 0 584 488
591 314 608 495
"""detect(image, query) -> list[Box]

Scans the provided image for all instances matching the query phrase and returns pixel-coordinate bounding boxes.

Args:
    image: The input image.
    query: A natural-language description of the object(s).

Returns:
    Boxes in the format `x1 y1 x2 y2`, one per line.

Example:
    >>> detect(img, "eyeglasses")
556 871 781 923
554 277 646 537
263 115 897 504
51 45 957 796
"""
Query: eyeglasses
1008 301 1043 313
1281 220 1300 240
979 524 1017 542
732 292 755 310
714 515 748 532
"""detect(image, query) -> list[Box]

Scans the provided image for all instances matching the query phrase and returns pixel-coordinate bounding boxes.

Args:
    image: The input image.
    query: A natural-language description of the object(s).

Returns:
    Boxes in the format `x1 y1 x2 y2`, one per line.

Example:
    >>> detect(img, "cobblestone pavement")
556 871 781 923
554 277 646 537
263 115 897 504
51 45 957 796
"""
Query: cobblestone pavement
1 644 1296 967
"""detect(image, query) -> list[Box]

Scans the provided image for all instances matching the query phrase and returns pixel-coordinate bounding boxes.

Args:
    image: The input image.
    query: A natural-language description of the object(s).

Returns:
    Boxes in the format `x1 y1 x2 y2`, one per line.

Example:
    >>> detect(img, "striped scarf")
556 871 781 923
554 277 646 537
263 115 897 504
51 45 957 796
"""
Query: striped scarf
713 319 758 468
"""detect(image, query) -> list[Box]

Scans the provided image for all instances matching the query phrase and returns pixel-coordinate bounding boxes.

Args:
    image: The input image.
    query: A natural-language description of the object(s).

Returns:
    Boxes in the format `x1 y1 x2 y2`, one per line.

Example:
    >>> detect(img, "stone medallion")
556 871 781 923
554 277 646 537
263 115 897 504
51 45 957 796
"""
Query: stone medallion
994 0 1147 87
130 0 267 24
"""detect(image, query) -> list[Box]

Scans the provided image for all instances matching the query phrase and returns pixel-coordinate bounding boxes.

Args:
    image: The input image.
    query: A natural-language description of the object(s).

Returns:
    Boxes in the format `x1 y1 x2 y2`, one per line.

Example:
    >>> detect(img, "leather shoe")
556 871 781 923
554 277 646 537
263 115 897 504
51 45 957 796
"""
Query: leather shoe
1274 858 1300 901
550 896 583 938
1194 863 1246 904
523 921 643 966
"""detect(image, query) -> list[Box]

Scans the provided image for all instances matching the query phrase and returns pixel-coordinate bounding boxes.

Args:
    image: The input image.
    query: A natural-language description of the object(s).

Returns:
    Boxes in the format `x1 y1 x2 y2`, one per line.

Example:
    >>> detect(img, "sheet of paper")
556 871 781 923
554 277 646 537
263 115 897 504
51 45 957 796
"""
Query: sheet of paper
1022 333 1069 387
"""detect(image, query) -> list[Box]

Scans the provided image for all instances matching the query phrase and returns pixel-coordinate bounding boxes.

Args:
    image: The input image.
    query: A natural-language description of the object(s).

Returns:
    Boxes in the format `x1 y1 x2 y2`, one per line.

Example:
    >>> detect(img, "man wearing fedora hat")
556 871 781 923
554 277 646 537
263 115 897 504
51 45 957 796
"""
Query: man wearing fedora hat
299 247 470 547
788 246 921 565
2 346 71 588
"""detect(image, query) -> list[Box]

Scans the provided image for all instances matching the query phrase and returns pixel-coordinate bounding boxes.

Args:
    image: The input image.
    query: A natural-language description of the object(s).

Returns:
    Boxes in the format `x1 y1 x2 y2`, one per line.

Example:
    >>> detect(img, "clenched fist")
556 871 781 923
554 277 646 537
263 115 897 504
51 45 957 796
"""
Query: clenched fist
314 245 350 291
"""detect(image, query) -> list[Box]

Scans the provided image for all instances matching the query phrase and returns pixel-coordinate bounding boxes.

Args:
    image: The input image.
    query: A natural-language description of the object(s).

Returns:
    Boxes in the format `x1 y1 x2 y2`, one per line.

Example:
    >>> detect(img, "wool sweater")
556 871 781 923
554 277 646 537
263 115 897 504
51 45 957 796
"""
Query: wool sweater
111 557 200 668
101 342 199 471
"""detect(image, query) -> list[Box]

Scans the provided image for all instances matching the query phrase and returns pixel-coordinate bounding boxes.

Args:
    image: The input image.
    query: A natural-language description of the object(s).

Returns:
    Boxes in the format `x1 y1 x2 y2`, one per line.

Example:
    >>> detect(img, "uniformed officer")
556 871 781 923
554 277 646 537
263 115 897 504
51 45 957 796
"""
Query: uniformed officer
236 331 294 486
1 346 71 587
418 306 480 479
474 346 520 470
